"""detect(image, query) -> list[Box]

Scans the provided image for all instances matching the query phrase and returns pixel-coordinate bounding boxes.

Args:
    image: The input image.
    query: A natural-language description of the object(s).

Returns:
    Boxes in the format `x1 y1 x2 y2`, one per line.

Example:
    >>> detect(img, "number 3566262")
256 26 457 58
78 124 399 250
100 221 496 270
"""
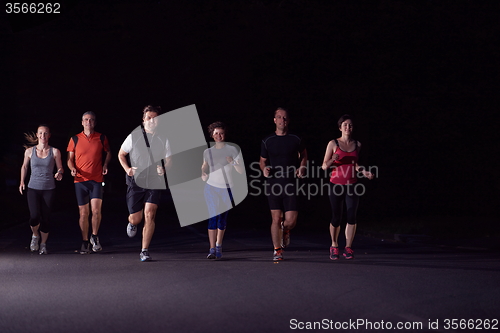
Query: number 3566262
6 3 61 14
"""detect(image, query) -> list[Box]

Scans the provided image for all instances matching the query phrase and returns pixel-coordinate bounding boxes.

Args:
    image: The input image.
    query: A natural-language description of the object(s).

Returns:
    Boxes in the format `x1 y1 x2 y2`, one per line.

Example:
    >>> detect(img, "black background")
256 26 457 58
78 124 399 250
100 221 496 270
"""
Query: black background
1 0 498 235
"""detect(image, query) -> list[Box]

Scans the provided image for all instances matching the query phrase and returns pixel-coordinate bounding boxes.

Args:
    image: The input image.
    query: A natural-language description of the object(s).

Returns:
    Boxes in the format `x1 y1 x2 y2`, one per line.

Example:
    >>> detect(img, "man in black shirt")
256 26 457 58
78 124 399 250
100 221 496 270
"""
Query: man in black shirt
259 108 307 261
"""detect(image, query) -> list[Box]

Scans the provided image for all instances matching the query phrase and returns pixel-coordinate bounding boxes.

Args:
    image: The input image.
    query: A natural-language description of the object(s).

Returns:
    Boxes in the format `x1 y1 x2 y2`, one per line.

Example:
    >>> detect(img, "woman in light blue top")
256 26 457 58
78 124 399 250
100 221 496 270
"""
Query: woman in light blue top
19 125 63 254
201 122 244 259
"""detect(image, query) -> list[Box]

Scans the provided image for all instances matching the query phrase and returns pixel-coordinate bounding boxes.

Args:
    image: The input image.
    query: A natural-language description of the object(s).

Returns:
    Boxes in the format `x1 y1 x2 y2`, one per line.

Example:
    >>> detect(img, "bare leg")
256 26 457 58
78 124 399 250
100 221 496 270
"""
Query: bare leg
30 224 40 238
345 223 357 248
330 224 341 247
90 198 102 235
208 229 217 249
78 204 90 241
142 203 158 249
270 210 282 249
40 231 49 244
283 210 298 230
129 210 143 225
216 228 226 245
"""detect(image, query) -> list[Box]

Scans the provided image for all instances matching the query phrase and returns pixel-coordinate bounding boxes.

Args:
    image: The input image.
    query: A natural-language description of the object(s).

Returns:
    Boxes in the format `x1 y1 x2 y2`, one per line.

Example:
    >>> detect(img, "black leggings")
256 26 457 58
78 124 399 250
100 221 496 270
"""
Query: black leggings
328 183 360 227
27 188 55 233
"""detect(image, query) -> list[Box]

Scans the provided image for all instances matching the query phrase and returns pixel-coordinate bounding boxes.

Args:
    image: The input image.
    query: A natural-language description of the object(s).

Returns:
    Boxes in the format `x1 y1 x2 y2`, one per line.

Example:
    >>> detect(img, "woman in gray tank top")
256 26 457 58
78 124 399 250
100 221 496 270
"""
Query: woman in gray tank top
19 125 64 254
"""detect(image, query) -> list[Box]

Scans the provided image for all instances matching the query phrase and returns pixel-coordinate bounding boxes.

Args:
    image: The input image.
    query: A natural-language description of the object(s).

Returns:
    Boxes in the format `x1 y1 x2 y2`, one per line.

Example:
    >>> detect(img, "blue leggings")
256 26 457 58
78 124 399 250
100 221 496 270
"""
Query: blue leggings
328 183 360 227
204 184 233 230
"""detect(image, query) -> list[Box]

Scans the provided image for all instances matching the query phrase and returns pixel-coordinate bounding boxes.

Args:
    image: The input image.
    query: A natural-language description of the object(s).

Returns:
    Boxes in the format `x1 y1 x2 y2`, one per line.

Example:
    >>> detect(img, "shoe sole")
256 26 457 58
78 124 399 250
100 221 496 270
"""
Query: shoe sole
127 224 137 238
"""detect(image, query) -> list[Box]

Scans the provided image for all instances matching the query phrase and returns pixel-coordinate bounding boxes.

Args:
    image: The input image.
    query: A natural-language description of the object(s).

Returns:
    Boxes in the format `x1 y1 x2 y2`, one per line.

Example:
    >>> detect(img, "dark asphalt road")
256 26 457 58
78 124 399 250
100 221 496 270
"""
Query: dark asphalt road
1 194 499 333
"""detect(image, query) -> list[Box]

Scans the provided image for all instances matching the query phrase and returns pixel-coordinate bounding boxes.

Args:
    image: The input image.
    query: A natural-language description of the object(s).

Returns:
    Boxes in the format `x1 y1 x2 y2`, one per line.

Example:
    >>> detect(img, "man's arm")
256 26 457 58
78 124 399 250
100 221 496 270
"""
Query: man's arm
259 156 271 178
103 150 112 175
118 148 135 176
67 151 77 177
296 148 308 178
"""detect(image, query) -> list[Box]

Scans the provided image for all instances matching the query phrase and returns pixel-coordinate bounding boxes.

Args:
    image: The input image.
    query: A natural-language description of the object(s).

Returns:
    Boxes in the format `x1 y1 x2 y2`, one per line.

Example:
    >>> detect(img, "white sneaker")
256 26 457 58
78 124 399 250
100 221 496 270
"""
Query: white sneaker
140 251 151 262
127 223 137 238
30 236 39 252
90 235 102 252
39 243 48 255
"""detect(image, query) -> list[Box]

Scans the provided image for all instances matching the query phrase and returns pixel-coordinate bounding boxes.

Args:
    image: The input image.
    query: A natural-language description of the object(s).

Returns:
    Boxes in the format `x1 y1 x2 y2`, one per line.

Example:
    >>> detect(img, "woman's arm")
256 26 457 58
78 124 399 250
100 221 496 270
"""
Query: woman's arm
321 140 339 171
53 148 64 181
19 148 31 194
201 159 209 181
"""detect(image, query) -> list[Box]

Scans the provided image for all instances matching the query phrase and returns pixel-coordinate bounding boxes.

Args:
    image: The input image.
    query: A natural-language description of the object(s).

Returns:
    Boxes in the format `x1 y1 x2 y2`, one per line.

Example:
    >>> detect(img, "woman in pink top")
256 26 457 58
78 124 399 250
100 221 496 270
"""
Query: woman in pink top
322 114 374 260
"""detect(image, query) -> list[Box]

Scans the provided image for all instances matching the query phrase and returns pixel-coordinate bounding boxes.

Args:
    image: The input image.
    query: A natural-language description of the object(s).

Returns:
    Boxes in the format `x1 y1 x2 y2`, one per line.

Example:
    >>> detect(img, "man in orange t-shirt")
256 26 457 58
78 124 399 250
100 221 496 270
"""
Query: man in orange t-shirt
67 111 111 254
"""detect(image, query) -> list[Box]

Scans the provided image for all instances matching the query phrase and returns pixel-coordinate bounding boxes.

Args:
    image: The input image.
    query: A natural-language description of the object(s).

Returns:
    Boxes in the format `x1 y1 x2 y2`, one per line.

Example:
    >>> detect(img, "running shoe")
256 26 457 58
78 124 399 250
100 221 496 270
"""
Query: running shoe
215 246 222 259
80 241 90 255
330 246 339 260
343 247 354 260
281 221 290 248
90 234 102 252
273 248 283 261
39 243 48 255
127 223 137 238
140 250 151 262
30 235 39 252
207 248 216 259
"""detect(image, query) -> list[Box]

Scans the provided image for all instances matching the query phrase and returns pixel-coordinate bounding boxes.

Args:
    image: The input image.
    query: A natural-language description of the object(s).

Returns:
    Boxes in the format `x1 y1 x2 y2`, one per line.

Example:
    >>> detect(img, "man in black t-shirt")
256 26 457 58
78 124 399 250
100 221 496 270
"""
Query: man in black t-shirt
259 108 307 261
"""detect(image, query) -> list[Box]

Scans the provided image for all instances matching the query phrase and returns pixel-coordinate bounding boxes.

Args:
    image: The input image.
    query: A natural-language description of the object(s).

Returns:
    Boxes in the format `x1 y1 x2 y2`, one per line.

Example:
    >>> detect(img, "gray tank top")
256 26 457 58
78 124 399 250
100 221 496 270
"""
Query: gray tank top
28 147 56 190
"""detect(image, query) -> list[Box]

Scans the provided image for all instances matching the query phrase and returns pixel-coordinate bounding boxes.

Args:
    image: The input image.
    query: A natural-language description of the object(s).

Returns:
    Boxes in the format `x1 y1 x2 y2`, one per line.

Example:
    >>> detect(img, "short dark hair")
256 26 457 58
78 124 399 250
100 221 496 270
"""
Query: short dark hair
143 105 162 116
337 114 354 128
207 121 227 138
274 107 289 118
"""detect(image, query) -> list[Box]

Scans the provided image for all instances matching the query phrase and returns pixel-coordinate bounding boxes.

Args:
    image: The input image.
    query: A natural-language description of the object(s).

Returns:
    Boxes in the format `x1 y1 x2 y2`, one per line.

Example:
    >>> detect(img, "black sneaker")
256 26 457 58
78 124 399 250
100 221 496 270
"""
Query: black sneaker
80 241 90 255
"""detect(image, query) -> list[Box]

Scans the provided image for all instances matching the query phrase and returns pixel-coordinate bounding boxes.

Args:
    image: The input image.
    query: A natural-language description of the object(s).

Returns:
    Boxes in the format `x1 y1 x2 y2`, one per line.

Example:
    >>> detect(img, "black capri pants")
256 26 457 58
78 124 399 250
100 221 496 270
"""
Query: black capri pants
27 188 55 233
328 183 360 227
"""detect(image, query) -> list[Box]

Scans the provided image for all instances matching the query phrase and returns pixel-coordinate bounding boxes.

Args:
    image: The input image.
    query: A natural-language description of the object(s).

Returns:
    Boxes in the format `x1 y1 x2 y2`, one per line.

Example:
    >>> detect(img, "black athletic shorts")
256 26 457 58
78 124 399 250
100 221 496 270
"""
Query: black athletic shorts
126 185 162 214
75 180 103 206
264 178 298 212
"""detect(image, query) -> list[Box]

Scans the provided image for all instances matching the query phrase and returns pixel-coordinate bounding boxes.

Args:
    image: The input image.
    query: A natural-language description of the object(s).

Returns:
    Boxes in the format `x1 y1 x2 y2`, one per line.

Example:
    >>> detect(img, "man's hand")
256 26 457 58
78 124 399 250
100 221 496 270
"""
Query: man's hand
127 167 137 177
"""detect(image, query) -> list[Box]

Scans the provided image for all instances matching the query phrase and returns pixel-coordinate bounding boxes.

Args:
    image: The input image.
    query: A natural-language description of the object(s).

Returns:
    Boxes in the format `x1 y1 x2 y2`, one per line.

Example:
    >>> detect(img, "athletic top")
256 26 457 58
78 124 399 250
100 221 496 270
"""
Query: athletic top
330 139 358 185
28 146 56 190
204 143 240 188
67 131 110 183
260 133 304 179
121 129 171 189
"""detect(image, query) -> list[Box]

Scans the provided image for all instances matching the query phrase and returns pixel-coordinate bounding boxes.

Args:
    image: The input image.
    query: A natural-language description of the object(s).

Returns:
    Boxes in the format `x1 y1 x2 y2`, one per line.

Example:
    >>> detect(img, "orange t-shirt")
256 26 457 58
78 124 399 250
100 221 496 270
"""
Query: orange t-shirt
67 131 110 183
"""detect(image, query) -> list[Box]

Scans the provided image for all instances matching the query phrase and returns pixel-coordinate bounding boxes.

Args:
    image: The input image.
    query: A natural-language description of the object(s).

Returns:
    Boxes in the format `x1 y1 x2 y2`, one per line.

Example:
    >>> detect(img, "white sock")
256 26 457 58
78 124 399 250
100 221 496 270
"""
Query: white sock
142 248 148 252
